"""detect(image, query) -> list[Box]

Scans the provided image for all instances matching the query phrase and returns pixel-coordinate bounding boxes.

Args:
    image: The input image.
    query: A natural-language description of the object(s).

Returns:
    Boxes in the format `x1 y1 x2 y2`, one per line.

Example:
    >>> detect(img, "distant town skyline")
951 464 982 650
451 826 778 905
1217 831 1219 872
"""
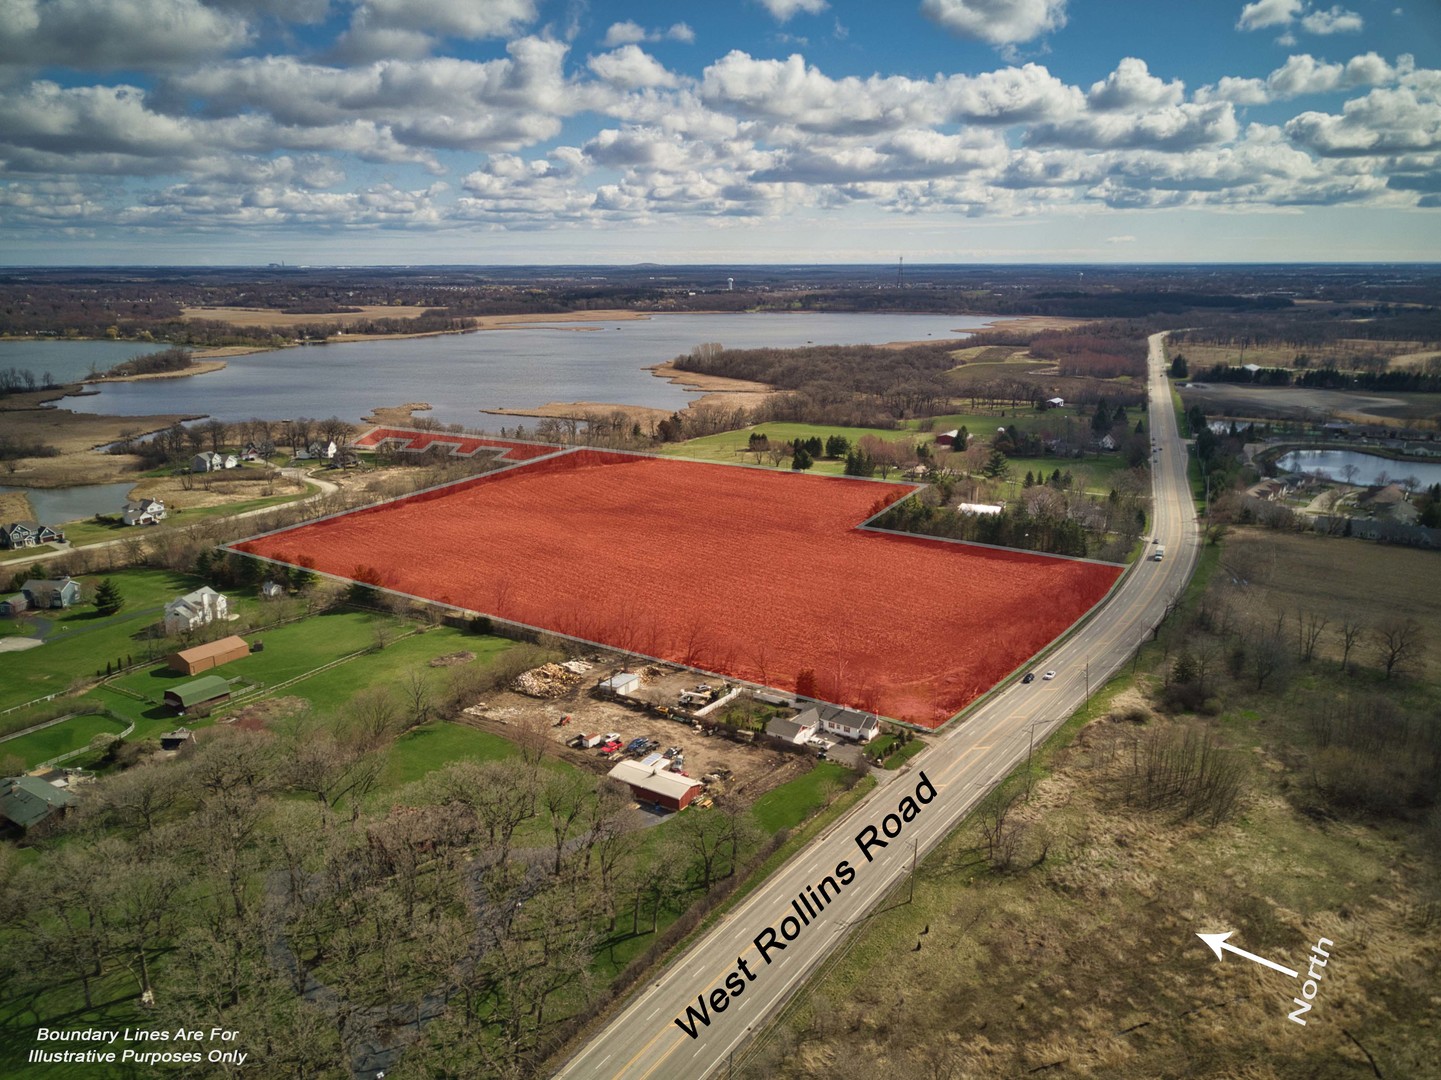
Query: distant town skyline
3 0 1440 264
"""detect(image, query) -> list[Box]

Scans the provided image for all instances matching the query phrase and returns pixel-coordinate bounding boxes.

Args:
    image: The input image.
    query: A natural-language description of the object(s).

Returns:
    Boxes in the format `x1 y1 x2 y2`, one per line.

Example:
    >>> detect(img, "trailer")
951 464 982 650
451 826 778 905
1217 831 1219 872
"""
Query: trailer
571 732 604 749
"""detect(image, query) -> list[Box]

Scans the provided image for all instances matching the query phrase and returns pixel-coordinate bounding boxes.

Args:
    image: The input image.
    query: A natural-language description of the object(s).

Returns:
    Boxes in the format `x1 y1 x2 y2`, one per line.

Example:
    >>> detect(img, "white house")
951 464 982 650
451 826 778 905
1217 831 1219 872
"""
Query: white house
765 712 820 745
122 497 167 526
808 705 881 744
191 452 238 472
260 580 286 599
1099 433 1118 451
298 440 338 461
1046 397 1065 408
164 586 229 635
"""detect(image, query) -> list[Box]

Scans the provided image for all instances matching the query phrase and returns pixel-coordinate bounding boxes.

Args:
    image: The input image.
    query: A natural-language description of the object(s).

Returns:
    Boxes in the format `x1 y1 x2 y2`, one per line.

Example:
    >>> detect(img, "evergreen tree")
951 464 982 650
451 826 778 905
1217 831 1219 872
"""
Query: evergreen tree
844 448 875 477
1135 419 1145 434
791 446 814 471
982 448 1010 479
1170 354 1188 378
1023 470 1035 488
824 435 850 458
94 578 124 617
1091 400 1112 436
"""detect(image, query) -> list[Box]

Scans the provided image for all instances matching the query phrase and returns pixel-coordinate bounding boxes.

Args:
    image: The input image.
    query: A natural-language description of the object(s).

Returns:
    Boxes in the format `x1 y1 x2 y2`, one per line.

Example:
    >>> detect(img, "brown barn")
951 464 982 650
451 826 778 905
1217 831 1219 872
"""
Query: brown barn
168 635 251 676
607 759 704 812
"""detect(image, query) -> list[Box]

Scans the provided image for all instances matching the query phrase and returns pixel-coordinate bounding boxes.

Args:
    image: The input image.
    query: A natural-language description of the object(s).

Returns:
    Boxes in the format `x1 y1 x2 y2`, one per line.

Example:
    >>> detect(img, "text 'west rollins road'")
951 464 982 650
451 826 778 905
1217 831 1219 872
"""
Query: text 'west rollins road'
674 772 938 1038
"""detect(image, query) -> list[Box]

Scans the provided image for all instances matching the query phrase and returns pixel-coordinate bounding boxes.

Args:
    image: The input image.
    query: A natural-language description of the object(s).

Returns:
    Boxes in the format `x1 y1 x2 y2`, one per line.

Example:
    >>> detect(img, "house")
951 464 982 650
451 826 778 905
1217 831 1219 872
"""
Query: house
607 758 704 812
0 521 64 549
21 576 80 609
766 712 820 745
298 439 338 461
159 728 196 752
164 586 228 635
1099 433 1118 451
167 635 250 675
598 672 641 697
1047 397 1066 408
934 429 961 448
808 705 881 744
192 451 237 472
260 580 286 599
123 497 167 526
163 674 232 716
0 775 78 833
0 593 28 617
957 502 1004 515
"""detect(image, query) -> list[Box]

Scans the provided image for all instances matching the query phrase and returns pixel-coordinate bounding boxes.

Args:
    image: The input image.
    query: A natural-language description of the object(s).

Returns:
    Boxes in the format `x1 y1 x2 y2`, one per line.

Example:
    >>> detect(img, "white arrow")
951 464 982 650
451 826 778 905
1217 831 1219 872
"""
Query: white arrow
1196 931 1298 979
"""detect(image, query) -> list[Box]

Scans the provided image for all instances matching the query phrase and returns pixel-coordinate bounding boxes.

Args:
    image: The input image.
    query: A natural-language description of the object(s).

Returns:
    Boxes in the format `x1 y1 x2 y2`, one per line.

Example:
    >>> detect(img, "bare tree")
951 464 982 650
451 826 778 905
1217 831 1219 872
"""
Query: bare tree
1373 616 1425 680
541 770 592 876
400 667 433 732
1337 612 1365 673
1296 609 1330 663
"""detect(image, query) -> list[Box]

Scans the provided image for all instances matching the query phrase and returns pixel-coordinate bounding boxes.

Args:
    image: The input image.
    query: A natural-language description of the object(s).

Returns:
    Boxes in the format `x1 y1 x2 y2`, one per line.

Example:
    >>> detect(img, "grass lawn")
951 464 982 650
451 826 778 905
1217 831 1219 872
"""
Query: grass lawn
0 568 215 712
657 422 909 477
750 761 855 833
1002 452 1131 493
0 712 127 768
58 485 317 548
374 721 520 794
0 544 60 564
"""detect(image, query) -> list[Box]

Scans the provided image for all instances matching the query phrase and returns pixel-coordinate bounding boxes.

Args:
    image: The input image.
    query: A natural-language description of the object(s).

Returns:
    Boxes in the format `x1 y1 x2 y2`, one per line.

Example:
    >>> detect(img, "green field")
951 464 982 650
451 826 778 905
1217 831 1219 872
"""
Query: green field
57 483 317 548
375 721 520 793
0 712 127 768
656 422 910 476
750 761 854 832
0 567 223 712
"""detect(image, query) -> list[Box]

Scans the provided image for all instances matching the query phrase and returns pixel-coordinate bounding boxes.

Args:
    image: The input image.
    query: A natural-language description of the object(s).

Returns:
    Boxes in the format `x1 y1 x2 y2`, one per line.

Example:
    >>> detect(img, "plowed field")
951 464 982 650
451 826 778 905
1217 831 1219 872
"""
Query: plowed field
235 451 1122 727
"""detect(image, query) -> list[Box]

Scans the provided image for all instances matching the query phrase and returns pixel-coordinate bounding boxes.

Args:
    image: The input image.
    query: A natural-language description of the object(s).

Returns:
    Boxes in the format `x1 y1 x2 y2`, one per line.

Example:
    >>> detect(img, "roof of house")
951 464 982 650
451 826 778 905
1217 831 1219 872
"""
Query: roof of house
166 586 224 613
811 704 879 733
608 759 701 800
166 674 232 706
21 576 74 593
0 776 78 828
2 520 42 533
766 714 818 741
171 636 249 665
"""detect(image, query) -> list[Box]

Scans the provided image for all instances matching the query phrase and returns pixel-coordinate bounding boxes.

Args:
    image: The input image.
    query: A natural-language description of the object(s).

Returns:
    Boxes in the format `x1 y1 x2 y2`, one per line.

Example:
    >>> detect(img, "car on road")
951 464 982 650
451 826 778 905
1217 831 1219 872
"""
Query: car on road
1042 670 1057 680
1021 672 1036 684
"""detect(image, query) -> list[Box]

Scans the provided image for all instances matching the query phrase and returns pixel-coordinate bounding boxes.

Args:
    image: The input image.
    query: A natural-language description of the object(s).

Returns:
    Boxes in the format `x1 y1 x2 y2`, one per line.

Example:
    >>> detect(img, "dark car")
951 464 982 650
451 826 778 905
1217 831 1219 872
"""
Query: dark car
1021 672 1036 684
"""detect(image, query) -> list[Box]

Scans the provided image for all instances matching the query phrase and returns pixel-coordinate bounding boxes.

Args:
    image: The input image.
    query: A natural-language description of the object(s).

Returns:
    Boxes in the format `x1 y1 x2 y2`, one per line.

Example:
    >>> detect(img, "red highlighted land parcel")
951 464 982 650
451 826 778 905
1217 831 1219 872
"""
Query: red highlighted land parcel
235 451 1121 727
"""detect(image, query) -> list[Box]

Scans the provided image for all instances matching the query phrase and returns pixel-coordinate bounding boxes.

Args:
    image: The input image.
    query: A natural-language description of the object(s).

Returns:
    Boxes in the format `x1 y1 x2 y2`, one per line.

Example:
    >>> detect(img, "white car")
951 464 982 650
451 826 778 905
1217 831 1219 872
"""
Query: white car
1042 670 1057 681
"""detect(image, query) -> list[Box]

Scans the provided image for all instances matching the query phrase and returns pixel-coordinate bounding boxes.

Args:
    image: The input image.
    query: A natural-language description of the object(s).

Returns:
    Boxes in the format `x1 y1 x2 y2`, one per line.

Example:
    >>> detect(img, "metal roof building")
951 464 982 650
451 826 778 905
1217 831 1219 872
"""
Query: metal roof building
163 674 233 716
608 759 703 812
168 635 250 676
0 776 78 831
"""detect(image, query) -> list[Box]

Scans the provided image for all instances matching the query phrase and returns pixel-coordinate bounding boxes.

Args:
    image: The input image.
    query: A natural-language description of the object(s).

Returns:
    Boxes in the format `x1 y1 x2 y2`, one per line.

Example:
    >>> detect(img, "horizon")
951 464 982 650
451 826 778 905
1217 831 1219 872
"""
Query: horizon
2 1 1440 264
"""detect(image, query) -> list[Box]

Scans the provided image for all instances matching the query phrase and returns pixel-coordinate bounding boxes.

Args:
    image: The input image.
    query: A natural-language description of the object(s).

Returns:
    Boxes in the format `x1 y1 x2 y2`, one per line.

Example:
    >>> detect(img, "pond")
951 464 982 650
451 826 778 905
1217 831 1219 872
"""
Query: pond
65 312 995 425
0 482 135 525
0 340 172 385
1275 449 1441 489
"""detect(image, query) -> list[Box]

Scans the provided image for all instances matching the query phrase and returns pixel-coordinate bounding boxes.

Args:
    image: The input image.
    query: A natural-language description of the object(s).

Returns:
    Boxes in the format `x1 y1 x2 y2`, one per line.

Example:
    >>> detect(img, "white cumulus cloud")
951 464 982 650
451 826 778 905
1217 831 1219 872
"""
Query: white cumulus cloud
921 0 1067 46
757 0 828 22
1301 5 1363 33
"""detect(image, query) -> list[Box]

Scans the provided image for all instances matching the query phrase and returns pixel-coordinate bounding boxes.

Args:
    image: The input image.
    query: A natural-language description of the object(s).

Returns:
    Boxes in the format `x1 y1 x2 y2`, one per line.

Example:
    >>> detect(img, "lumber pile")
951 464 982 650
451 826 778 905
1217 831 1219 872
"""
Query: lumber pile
511 663 582 698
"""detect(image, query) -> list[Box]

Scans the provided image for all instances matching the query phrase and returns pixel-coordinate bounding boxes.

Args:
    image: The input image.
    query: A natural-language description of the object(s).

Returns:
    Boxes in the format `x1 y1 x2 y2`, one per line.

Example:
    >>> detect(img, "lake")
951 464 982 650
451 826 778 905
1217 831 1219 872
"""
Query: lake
1276 449 1441 488
0 481 134 524
0 340 171 384
64 312 994 425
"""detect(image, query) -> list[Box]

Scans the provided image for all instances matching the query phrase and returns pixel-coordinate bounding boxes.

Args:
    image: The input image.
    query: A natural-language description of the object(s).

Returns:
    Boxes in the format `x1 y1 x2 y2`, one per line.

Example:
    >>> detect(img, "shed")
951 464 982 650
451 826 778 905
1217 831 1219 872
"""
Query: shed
160 728 196 751
163 674 232 716
0 775 78 831
608 759 703 812
599 672 641 697
0 593 28 617
167 635 250 675
934 429 961 447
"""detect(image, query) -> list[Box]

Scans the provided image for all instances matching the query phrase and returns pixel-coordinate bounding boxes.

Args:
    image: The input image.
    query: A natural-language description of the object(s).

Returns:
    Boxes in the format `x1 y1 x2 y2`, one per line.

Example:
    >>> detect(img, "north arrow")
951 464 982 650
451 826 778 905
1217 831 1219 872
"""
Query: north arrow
1196 931 1298 978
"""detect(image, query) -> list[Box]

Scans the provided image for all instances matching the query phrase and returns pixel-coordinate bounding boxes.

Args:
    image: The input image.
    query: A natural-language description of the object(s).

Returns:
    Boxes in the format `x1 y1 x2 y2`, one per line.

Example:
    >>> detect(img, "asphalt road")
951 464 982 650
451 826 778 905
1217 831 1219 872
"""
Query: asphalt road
553 332 1201 1080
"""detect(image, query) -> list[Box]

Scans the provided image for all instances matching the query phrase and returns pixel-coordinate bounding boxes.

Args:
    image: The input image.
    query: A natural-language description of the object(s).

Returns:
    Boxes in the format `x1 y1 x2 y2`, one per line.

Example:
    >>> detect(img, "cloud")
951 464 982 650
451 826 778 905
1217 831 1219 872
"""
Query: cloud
1286 84 1441 155
921 0 1068 46
587 46 678 90
1195 51 1398 104
1029 102 1238 151
0 0 251 71
1237 0 1302 31
1105 234 1135 243
353 0 537 40
1300 5 1363 33
601 21 694 47
757 0 828 21
1087 58 1184 111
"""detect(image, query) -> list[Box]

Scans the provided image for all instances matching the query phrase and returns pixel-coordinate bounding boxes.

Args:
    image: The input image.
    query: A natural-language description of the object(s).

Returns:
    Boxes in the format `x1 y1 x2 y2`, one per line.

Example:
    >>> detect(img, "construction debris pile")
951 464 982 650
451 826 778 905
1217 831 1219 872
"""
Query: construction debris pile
512 663 584 699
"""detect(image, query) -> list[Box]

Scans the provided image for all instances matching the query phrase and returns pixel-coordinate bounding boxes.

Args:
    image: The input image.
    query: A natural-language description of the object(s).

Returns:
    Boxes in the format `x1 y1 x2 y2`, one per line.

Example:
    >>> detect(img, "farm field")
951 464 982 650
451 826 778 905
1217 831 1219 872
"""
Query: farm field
234 450 1121 727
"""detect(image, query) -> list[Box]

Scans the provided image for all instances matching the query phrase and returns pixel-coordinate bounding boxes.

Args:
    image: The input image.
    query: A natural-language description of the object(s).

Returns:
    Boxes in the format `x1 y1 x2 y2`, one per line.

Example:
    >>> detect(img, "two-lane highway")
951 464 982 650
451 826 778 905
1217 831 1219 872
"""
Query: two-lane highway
554 332 1200 1080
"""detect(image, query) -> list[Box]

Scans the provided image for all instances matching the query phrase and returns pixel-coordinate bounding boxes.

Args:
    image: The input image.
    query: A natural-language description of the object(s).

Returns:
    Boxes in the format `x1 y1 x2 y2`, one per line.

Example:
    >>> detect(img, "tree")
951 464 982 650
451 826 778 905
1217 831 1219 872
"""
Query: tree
1373 616 1424 680
824 434 850 458
981 448 1009 479
790 446 814 471
1091 399 1112 436
93 578 124 616
1337 612 1365 673
1169 354 1188 378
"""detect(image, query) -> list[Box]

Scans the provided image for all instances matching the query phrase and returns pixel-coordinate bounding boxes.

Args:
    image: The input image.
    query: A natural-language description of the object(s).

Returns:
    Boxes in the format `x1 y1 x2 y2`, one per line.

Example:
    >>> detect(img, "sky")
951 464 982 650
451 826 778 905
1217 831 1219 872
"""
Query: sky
2 0 1440 265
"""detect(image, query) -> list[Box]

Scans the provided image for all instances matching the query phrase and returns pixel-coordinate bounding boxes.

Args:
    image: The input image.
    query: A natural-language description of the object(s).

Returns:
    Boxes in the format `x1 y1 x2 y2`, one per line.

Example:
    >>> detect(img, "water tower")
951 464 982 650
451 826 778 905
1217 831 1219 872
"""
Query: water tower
727 277 734 291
